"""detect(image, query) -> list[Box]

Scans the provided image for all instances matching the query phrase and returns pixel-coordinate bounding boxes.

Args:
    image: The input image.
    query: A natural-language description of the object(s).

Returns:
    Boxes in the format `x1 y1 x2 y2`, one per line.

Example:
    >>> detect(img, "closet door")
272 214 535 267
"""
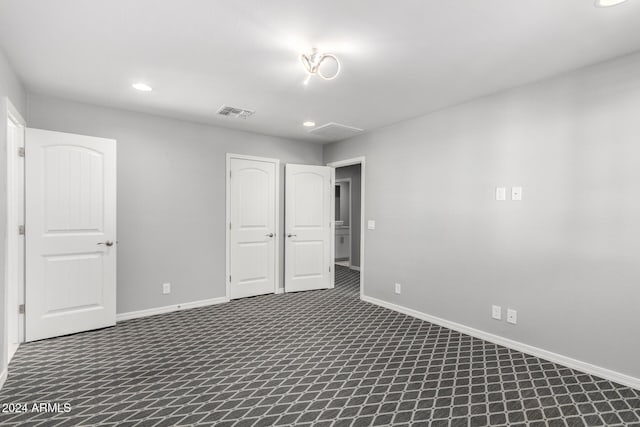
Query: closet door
228 156 278 299
285 164 333 292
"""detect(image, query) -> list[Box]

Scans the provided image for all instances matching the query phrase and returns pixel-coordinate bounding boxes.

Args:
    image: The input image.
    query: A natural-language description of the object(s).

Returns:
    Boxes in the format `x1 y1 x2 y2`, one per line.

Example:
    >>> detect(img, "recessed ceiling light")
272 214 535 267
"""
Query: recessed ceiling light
132 82 152 92
595 0 628 7
303 121 316 127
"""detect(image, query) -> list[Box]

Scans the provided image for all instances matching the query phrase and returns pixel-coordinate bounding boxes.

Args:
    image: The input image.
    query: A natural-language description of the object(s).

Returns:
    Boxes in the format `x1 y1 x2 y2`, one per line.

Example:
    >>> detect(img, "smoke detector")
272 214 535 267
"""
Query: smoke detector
216 105 255 119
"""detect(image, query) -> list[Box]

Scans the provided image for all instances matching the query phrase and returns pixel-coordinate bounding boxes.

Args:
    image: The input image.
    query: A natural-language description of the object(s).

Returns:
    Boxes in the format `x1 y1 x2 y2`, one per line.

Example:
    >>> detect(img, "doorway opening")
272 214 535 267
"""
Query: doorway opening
328 157 365 298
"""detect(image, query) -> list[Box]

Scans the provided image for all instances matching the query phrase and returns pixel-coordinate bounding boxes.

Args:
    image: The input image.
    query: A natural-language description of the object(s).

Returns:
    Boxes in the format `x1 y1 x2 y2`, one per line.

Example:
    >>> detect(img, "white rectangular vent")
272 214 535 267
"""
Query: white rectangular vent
309 122 363 140
216 105 255 119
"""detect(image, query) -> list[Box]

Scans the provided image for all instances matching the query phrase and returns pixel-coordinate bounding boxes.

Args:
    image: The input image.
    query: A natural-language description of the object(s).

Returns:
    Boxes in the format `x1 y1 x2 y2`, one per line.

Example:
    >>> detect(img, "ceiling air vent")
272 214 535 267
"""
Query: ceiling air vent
216 105 255 119
309 122 364 140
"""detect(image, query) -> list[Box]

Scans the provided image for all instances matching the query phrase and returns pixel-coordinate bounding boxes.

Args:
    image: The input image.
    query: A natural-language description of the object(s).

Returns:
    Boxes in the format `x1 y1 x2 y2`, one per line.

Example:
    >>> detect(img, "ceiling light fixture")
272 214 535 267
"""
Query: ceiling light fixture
300 48 341 85
303 121 316 127
595 0 628 6
132 82 152 92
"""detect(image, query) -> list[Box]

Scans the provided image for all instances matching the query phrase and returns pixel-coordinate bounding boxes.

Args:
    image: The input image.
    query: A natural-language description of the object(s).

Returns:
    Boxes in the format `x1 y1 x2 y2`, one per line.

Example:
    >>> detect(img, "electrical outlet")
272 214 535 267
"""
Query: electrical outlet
507 308 517 324
368 220 376 230
162 282 171 294
492 305 502 320
394 283 401 294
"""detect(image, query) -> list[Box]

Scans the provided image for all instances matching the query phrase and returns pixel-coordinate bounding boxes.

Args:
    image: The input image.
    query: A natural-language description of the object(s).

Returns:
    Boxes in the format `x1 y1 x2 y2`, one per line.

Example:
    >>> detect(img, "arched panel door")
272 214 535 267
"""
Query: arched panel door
25 129 116 341
285 164 333 292
229 157 277 299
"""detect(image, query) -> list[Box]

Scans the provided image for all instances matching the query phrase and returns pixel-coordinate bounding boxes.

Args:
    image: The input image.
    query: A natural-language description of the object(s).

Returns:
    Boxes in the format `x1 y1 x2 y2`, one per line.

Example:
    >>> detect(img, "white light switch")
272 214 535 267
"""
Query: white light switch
512 187 523 201
394 283 401 294
496 187 506 201
492 305 502 320
162 283 171 294
507 309 517 324
367 220 376 230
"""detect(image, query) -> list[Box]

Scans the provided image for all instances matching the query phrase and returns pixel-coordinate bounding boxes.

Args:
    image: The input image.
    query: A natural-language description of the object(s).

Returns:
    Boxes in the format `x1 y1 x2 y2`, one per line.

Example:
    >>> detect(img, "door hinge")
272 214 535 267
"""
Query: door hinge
18 147 25 157
329 265 331 272
18 304 25 314
229 170 232 178
229 275 232 283
18 225 25 235
229 222 232 230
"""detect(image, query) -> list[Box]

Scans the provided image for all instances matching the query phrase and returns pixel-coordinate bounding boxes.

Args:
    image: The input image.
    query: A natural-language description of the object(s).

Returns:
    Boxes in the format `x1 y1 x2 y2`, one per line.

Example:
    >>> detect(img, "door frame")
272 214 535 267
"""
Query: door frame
225 153 280 300
334 177 352 267
327 157 365 299
3 97 26 367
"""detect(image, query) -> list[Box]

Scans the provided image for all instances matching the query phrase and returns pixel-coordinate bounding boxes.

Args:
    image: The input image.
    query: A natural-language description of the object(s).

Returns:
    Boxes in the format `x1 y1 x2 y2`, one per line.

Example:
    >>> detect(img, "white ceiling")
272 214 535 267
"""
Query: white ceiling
1 0 640 143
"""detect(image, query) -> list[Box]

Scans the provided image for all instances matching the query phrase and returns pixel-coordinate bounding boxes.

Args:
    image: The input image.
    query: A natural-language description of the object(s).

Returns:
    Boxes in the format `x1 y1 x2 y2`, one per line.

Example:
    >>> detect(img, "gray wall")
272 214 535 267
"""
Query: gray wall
0 49 26 379
324 51 640 379
27 94 323 314
336 164 361 267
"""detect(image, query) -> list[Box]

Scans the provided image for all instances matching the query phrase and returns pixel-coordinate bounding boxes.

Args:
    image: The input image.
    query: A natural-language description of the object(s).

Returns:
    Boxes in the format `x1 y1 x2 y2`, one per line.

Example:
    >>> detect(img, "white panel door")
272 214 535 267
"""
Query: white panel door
285 164 333 292
25 128 116 341
229 157 277 299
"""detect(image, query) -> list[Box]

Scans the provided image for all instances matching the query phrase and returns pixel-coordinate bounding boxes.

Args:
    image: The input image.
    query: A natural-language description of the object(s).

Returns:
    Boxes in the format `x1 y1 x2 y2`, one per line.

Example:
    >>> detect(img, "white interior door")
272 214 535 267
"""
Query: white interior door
285 164 333 292
228 156 278 299
25 128 116 342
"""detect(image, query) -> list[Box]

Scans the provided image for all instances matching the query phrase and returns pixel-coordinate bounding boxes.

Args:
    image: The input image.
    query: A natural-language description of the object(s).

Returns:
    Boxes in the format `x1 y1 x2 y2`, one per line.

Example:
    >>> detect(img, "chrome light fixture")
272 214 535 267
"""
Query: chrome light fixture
300 48 341 85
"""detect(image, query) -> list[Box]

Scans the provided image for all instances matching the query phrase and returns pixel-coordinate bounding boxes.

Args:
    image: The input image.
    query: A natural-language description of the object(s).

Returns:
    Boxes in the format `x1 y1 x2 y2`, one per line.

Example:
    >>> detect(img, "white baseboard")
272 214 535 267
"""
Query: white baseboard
361 295 640 391
0 369 7 391
349 265 361 271
117 297 229 322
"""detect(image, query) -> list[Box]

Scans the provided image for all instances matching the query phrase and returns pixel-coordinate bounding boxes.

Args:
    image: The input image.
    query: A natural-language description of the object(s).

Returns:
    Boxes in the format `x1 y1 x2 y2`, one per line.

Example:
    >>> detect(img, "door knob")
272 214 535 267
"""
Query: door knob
97 241 114 247
266 233 274 238
287 234 297 238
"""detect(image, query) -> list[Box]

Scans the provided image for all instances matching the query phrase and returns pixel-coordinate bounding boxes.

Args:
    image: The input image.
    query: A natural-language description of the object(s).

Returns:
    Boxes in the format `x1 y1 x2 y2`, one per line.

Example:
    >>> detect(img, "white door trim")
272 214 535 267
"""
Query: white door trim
334 177 352 267
327 157 365 300
225 153 280 300
3 97 26 367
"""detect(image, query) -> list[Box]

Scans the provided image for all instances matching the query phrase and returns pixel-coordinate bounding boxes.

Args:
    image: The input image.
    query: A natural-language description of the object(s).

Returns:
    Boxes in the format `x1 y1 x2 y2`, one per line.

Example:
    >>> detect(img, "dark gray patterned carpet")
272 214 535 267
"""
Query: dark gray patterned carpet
0 266 639 426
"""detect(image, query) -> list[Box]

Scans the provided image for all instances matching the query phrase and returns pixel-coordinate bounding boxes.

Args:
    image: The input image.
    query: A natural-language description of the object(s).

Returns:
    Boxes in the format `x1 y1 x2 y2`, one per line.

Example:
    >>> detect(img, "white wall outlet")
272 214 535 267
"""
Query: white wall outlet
492 305 502 320
394 283 401 294
496 187 506 201
368 220 376 230
507 308 517 324
162 282 171 294
511 186 523 201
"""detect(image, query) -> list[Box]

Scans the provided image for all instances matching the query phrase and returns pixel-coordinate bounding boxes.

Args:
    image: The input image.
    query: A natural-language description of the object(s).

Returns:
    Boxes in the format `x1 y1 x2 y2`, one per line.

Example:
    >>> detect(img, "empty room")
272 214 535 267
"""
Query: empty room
1 1 639 426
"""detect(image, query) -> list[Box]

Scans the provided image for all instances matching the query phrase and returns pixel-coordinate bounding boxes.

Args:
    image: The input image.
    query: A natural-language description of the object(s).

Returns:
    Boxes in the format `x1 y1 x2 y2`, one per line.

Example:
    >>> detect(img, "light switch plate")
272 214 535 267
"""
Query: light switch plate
496 187 506 201
162 283 171 294
367 220 376 230
512 187 523 201
507 308 517 324
492 305 502 320
394 283 401 294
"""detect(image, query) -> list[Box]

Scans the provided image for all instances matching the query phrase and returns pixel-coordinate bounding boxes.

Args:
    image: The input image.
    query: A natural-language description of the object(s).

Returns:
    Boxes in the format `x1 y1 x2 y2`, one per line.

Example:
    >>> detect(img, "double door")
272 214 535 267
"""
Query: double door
228 157 333 298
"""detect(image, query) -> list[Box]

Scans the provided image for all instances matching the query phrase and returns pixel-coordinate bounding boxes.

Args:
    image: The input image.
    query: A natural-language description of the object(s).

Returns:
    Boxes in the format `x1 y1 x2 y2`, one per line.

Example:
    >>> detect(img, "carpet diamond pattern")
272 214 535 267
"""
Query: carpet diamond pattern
0 266 638 426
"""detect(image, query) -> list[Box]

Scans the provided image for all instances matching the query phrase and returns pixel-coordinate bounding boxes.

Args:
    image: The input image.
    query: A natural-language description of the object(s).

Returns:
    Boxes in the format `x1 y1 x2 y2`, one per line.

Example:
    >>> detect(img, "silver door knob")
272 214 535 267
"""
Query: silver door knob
266 233 274 238
287 234 297 238
97 241 114 247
